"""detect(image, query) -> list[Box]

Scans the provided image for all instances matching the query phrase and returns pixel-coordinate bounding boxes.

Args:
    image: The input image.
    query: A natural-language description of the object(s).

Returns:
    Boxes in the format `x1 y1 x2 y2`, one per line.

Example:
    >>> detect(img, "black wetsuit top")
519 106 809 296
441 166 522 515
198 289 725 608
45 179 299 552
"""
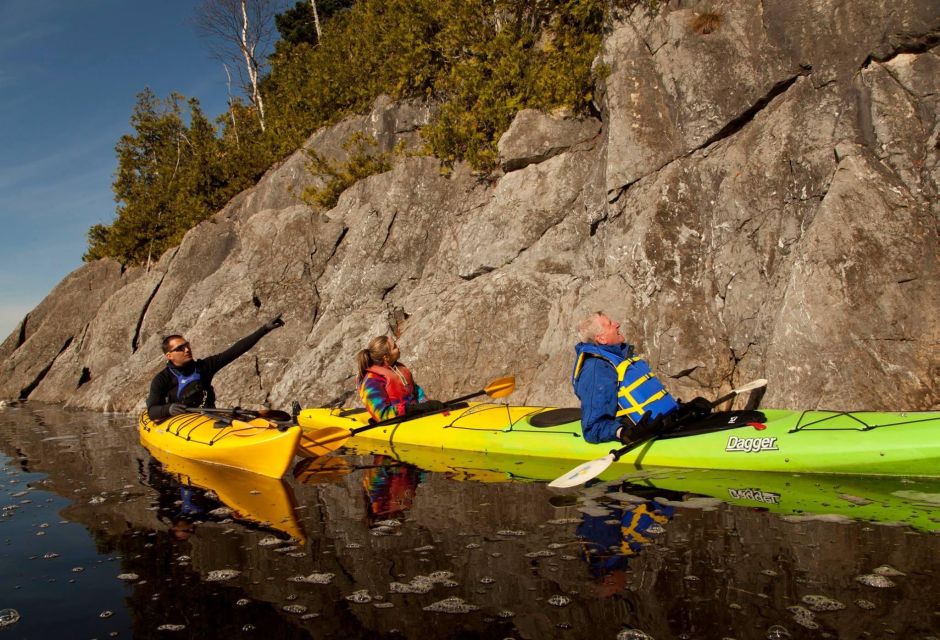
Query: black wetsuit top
146 326 272 421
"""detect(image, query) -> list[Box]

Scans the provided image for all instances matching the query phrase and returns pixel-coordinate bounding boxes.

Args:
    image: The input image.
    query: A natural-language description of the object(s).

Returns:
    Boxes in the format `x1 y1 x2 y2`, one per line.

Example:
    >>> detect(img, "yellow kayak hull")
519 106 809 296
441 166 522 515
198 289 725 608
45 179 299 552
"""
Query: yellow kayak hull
138 411 300 479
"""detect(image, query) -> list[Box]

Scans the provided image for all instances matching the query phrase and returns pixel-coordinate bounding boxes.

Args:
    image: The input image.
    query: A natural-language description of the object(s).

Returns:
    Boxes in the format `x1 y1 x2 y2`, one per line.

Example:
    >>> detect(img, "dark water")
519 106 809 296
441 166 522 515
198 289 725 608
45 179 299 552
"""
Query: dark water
1 405 939 639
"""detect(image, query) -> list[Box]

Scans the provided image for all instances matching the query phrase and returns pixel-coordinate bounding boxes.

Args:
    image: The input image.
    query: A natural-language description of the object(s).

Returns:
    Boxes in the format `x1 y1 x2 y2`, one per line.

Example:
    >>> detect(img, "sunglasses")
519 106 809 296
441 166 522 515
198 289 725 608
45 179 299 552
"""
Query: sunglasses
168 342 191 353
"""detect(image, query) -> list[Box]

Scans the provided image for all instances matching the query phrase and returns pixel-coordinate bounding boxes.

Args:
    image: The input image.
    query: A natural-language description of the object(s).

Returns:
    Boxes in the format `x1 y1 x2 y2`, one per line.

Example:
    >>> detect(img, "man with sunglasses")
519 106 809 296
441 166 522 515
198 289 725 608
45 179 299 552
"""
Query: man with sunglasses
146 315 285 420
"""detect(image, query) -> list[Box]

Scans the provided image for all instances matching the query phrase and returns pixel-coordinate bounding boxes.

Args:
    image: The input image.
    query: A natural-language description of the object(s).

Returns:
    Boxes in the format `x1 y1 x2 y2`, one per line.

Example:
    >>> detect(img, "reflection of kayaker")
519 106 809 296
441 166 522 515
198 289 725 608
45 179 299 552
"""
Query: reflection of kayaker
361 456 426 524
576 484 681 595
141 447 306 542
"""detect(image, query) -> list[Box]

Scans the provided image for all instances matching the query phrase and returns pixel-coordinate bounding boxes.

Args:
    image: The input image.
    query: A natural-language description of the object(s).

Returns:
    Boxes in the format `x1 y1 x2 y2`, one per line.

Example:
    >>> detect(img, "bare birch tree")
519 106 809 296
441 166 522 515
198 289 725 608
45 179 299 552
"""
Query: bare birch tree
196 0 279 131
310 0 321 41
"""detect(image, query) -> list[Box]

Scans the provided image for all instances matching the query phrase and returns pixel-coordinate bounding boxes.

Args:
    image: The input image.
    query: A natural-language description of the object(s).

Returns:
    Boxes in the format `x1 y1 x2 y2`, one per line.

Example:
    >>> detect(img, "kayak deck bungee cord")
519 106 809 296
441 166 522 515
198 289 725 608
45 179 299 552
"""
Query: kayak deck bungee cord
139 410 301 478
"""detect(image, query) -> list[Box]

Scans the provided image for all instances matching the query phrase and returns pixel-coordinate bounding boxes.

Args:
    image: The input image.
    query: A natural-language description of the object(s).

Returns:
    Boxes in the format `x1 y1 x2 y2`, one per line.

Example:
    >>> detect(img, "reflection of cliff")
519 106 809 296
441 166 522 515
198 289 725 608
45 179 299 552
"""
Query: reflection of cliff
2 406 940 639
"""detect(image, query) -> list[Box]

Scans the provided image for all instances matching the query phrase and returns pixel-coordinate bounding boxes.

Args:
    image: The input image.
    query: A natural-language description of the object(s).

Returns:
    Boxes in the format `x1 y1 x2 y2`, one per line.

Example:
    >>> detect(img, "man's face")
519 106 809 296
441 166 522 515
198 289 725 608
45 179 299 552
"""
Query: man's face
165 337 194 367
595 315 625 345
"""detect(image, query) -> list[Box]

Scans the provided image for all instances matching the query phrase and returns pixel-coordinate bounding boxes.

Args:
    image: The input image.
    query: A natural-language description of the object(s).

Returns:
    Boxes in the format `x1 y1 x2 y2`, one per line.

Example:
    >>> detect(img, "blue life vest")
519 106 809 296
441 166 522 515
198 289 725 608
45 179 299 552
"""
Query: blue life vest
572 343 679 426
167 367 206 406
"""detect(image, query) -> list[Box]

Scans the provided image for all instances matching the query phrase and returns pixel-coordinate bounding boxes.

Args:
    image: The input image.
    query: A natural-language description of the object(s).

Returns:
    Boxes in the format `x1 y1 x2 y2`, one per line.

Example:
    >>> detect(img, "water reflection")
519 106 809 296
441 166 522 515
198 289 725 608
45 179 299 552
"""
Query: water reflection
1 404 939 639
142 448 306 542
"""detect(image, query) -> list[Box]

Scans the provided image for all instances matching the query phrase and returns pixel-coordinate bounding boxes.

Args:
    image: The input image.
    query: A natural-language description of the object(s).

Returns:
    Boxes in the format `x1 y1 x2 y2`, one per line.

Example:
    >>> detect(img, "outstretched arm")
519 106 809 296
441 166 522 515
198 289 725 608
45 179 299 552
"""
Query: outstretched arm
200 316 282 376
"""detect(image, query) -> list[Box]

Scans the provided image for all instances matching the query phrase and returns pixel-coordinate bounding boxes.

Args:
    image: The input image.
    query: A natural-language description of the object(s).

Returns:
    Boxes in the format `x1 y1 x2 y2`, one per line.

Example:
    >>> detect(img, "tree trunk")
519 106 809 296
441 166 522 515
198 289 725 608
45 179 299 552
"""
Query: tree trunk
240 0 266 131
310 0 321 41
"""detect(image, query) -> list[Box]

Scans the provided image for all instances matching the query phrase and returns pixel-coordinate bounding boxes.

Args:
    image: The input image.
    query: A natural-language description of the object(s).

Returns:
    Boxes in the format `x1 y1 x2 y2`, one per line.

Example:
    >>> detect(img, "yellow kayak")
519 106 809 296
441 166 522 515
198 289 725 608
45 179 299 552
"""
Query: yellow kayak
138 410 301 478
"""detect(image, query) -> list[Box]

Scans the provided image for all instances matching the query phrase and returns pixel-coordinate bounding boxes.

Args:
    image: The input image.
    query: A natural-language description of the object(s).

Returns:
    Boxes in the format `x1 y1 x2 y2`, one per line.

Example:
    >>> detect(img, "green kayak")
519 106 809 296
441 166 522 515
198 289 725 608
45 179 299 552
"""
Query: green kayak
298 403 940 477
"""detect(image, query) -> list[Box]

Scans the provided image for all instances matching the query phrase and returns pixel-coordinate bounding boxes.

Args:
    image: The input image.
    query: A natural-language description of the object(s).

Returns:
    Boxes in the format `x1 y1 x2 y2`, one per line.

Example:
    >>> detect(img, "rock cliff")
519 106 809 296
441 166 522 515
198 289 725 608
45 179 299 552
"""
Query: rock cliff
2 0 937 412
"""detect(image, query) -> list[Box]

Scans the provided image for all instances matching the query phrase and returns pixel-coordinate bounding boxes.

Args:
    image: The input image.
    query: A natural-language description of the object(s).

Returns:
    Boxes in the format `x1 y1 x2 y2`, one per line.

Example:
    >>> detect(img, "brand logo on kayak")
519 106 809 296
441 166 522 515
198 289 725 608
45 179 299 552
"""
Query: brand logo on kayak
726 435 778 453
728 488 781 504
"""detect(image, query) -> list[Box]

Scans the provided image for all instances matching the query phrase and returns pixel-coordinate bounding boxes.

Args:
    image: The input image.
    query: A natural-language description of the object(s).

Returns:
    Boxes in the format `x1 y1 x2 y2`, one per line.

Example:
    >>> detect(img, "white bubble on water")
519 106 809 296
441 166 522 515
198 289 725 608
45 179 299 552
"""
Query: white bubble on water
561 554 577 561
207 507 233 517
374 602 395 609
370 526 397 537
547 595 570 607
301 613 320 620
43 552 59 559
206 569 240 582
546 518 581 525
428 571 453 582
71 567 84 573
411 545 435 552
258 536 281 547
236 599 250 606
616 629 654 640
289 572 334 584
646 523 666 535
787 605 819 629
374 519 401 527
761 569 779 577
0 609 20 629
287 552 306 558
496 529 526 536
422 597 479 614
389 576 434 594
156 624 186 631
855 574 895 588
346 542 362 549
465 543 481 549
479 576 496 584
854 599 876 610
441 580 459 588
100 610 114 619
765 625 791 639
242 624 256 631
346 590 372 603
524 550 555 558
801 595 844 612
683 575 700 581
273 545 301 554
282 604 307 614
872 565 905 577
497 610 515 618
89 496 105 505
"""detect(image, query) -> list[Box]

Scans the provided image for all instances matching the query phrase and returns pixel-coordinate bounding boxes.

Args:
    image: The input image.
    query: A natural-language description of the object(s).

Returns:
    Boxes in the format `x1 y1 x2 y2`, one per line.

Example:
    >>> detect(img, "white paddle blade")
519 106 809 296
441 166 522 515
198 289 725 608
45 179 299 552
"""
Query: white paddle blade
548 453 616 489
734 378 767 394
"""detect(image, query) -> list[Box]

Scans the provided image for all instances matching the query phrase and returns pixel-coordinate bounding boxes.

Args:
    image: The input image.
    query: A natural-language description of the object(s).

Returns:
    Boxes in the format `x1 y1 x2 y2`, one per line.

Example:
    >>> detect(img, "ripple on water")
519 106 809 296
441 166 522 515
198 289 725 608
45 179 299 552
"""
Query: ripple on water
765 625 792 639
0 609 20 629
288 572 335 584
422 597 479 614
346 590 372 603
855 574 895 588
282 604 307 614
801 595 845 612
206 569 241 582
786 605 819 630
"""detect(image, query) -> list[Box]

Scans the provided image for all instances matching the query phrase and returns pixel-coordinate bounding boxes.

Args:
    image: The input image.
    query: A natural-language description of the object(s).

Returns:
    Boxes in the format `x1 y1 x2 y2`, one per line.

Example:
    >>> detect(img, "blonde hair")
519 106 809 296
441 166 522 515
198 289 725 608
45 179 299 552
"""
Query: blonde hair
356 335 394 380
577 311 606 343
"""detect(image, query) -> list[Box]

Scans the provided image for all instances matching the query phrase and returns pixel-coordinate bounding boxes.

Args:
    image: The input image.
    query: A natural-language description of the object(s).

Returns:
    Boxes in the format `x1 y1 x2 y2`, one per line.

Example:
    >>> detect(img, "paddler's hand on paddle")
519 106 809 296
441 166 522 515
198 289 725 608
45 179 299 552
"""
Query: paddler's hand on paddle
168 403 189 416
404 399 446 416
263 314 284 332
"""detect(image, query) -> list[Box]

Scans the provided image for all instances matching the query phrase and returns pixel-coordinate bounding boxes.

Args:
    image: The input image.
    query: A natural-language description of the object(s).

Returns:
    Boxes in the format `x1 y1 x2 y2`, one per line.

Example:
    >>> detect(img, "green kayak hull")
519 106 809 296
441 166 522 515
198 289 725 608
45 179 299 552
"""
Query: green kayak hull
297 403 940 477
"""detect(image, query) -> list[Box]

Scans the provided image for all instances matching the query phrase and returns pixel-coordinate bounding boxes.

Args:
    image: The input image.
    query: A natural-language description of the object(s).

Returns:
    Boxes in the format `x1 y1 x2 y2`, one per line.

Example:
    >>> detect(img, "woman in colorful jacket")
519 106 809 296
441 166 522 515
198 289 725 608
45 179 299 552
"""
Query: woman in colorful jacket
356 335 442 421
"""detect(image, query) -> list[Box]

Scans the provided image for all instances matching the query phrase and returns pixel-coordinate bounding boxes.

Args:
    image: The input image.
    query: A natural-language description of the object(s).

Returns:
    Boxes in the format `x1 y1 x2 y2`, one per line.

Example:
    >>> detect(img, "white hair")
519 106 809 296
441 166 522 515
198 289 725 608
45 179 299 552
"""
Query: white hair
577 311 606 343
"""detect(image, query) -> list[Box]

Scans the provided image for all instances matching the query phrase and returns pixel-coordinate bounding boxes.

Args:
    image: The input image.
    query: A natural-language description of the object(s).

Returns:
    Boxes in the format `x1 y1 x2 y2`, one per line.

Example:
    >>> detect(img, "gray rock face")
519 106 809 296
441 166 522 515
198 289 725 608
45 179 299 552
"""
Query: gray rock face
1 0 937 413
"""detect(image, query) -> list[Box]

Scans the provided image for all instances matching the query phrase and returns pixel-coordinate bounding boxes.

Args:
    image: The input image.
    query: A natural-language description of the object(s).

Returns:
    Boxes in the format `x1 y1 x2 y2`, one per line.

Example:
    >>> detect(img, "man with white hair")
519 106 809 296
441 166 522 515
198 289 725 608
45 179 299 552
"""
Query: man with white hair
572 311 710 445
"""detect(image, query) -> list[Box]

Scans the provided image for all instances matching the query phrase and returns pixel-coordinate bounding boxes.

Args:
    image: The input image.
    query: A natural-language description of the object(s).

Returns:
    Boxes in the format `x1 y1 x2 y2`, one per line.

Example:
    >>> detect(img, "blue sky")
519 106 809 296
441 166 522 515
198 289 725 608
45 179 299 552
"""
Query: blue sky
0 1 259 338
